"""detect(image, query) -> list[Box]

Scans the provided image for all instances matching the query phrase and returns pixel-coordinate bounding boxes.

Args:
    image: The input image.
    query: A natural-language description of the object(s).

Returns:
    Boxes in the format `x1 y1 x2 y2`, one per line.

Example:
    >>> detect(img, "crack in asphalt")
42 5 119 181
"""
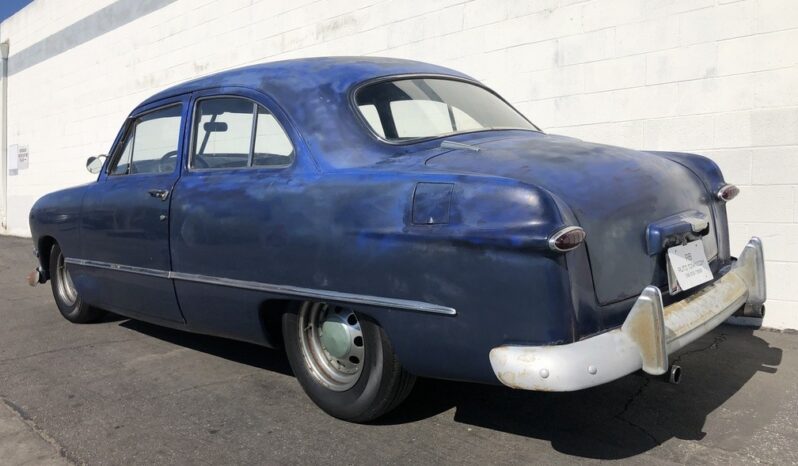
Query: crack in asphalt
1 397 79 465
671 333 727 366
613 376 660 446
611 333 729 447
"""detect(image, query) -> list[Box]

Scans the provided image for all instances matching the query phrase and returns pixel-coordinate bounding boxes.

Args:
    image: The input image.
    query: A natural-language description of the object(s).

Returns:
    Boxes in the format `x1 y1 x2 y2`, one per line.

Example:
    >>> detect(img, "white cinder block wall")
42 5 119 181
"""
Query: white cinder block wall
0 0 795 328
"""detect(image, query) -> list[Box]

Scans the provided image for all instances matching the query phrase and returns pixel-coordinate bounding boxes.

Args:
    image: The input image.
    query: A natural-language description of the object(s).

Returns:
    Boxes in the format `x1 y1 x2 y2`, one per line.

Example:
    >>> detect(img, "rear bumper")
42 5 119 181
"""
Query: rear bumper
489 237 766 391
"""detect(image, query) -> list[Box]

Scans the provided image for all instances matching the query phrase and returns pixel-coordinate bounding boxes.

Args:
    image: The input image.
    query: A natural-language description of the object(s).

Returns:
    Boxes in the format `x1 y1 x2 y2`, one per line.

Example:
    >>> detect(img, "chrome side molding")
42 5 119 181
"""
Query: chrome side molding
66 258 170 279
64 258 457 316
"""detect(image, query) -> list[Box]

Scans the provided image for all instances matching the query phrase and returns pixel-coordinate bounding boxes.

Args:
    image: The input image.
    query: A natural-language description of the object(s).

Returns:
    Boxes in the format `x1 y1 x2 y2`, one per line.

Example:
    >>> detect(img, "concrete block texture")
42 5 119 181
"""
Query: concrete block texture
0 0 795 328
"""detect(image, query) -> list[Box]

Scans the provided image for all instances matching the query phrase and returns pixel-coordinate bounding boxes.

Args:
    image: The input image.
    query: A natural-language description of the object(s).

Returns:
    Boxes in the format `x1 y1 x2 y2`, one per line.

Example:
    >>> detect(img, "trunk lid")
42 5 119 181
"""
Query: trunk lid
425 131 718 305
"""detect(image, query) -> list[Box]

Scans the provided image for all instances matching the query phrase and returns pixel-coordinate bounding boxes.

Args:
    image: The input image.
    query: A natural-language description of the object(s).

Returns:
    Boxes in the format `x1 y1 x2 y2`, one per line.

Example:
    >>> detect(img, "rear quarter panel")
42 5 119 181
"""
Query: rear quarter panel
170 166 576 383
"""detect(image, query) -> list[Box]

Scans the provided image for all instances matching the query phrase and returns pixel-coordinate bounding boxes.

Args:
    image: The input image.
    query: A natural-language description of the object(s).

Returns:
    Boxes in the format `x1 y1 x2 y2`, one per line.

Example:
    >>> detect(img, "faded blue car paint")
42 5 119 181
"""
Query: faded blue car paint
29 57 732 385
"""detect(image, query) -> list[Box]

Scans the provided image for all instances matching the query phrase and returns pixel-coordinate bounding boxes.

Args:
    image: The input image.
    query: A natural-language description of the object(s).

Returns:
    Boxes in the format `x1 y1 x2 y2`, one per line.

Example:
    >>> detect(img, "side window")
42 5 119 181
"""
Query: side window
110 105 182 175
253 106 294 167
192 97 293 169
110 134 133 175
193 98 253 169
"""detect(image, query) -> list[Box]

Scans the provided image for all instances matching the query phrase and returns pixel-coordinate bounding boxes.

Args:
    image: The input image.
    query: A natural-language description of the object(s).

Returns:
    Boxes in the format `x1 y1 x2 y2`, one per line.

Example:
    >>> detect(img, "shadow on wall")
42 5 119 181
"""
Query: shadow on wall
120 320 781 460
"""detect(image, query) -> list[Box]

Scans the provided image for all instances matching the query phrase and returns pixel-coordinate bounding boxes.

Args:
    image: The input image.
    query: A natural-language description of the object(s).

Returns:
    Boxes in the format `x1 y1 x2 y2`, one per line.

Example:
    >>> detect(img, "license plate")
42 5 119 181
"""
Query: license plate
666 240 714 294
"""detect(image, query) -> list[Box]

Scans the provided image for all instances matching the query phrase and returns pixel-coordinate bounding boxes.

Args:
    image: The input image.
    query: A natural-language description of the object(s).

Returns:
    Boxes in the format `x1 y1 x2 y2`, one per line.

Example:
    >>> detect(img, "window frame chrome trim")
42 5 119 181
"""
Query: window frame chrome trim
187 94 296 172
64 258 457 316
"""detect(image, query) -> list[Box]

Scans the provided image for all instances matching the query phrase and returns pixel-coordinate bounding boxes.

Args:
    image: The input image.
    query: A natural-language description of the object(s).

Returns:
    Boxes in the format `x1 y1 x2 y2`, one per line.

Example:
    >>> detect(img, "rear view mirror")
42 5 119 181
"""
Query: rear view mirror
86 154 107 174
203 122 228 132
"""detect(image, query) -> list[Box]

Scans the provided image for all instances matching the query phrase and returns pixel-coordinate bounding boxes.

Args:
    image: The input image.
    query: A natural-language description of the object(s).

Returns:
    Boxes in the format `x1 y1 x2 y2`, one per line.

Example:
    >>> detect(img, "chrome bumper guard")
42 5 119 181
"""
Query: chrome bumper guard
489 237 766 391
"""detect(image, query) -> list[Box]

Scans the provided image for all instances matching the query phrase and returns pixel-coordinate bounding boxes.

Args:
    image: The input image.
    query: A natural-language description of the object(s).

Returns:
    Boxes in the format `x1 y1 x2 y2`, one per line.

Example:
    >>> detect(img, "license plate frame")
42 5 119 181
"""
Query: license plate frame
666 240 714 294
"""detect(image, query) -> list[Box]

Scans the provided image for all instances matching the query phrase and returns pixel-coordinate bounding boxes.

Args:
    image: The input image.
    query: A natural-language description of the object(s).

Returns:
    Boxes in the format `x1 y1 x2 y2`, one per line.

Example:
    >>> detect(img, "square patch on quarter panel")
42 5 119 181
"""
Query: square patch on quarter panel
412 182 454 225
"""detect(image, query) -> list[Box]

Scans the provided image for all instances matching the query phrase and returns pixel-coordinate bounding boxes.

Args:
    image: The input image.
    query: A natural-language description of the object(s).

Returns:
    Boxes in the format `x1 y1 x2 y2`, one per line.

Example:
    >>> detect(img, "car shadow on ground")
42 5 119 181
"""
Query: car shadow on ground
378 325 783 459
118 319 294 376
118 319 782 460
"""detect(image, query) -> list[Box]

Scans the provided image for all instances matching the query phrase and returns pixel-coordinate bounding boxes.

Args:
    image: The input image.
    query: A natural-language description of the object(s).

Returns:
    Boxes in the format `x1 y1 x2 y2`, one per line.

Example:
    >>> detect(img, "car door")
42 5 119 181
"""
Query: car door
78 97 187 323
168 89 311 342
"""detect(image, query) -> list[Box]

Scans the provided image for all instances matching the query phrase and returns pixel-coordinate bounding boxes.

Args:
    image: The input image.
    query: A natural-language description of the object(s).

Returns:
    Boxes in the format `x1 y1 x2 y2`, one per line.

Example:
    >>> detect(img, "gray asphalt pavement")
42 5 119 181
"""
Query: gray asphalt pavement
1 235 797 465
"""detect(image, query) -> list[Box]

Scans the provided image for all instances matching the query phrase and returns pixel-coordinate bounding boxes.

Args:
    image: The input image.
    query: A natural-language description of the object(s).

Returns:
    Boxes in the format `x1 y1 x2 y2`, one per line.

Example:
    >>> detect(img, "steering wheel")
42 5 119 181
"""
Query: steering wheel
158 150 209 171
159 150 178 173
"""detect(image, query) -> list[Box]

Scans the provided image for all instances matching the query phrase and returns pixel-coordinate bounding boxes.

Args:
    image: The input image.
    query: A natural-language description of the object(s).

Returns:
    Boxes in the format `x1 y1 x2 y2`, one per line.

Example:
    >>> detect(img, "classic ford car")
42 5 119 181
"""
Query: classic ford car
28 57 765 422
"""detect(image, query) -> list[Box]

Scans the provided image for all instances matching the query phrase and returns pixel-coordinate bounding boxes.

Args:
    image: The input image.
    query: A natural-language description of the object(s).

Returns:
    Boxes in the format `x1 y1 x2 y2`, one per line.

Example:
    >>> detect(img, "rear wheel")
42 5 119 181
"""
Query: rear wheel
49 244 104 323
283 301 415 422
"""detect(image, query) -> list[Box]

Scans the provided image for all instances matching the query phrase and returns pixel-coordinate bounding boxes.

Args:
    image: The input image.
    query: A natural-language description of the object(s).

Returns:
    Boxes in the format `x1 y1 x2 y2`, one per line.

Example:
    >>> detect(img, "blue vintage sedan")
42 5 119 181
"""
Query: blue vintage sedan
28 57 766 421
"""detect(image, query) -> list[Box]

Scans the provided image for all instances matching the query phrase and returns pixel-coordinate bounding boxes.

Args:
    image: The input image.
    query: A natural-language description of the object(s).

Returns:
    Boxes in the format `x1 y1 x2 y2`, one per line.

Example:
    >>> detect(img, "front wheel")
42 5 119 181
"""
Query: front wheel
49 244 104 323
283 302 415 422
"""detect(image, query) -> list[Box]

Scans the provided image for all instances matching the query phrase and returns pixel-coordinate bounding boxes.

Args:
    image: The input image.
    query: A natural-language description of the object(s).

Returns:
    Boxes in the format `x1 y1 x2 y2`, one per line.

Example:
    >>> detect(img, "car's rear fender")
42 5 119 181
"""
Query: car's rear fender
303 170 587 383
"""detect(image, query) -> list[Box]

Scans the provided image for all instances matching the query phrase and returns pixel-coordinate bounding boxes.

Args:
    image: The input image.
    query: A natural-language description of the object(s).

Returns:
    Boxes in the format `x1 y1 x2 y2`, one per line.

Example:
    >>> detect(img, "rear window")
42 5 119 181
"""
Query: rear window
354 78 536 142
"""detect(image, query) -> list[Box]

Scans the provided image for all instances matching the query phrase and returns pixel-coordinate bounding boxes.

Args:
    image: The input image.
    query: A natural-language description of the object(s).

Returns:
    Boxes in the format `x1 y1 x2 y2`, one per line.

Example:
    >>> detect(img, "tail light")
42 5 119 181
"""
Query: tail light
716 184 739 202
548 226 586 252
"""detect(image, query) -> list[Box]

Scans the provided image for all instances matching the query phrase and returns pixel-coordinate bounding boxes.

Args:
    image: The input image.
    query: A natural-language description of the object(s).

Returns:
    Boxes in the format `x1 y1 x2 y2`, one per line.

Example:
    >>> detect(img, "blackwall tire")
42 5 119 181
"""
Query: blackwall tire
49 244 104 324
283 302 415 422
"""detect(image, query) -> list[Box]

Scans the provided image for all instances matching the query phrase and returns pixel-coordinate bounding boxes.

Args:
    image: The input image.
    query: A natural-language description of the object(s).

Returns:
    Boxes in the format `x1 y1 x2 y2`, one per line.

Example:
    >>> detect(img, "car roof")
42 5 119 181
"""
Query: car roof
136 56 477 169
139 56 471 107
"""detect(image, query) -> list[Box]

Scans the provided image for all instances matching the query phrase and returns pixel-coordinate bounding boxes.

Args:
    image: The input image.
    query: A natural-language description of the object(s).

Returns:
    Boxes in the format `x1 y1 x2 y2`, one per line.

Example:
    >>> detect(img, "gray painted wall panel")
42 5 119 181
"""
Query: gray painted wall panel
8 0 176 75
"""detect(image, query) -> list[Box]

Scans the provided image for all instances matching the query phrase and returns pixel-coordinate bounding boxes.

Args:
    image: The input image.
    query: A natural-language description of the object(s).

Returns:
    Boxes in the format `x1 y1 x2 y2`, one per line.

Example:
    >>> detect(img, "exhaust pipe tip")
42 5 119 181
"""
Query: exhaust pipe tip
743 303 766 319
667 364 682 385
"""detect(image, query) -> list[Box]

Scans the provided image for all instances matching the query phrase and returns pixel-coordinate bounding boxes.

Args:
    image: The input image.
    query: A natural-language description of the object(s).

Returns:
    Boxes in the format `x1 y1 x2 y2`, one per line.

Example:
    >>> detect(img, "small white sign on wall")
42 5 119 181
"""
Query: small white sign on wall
8 144 29 174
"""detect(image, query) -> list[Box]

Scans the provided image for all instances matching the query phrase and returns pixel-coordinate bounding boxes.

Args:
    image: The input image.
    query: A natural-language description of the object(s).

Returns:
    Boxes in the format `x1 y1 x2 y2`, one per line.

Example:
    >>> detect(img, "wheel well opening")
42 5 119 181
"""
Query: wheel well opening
258 299 300 349
37 236 57 279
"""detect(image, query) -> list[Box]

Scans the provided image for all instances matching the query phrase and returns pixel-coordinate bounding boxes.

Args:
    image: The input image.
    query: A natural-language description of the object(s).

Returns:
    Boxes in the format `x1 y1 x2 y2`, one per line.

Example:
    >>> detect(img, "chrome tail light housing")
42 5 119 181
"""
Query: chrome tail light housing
548 226 586 253
716 184 739 202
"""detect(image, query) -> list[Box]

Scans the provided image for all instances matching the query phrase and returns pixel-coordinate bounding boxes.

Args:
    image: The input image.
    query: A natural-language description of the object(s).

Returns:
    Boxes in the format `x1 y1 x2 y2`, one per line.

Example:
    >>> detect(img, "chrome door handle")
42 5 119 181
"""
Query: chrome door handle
148 189 170 201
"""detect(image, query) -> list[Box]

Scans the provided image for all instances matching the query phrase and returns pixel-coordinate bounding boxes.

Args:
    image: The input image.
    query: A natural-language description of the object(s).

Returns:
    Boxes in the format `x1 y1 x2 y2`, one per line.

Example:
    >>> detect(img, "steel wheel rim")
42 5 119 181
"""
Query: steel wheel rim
56 252 78 306
298 302 364 391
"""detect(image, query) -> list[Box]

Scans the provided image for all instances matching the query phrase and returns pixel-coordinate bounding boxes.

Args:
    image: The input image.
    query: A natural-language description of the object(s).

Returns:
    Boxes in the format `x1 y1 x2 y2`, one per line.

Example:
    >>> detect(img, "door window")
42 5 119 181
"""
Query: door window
109 105 182 175
253 106 293 167
193 98 253 169
192 97 293 169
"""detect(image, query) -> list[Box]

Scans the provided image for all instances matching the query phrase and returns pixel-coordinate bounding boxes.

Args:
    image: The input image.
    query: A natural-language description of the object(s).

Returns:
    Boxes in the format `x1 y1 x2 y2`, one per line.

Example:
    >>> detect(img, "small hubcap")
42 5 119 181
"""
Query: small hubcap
298 302 364 391
320 318 353 359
